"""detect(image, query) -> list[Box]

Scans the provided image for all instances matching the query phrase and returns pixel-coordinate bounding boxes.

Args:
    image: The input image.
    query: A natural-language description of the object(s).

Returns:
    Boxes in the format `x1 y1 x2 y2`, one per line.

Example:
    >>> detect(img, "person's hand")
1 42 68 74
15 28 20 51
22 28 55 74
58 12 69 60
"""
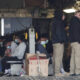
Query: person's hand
8 54 11 57
5 49 11 56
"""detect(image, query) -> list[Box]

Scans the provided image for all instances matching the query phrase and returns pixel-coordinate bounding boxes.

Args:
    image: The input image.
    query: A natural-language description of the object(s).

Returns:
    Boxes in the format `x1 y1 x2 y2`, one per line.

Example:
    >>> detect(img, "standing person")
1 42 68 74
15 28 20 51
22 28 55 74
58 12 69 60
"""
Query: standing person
69 11 80 76
52 10 67 76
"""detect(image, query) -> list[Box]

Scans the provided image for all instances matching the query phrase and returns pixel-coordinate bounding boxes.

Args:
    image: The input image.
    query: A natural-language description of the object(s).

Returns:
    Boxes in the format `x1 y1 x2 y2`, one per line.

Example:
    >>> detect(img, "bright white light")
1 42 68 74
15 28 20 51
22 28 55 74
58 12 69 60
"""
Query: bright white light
1 18 4 36
63 8 77 13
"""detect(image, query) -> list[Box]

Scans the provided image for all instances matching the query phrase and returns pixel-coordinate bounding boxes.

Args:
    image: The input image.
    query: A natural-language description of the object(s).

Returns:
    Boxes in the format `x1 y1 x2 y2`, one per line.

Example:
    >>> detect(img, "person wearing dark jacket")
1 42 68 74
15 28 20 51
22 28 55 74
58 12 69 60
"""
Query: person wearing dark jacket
36 36 49 58
69 11 80 76
52 10 67 76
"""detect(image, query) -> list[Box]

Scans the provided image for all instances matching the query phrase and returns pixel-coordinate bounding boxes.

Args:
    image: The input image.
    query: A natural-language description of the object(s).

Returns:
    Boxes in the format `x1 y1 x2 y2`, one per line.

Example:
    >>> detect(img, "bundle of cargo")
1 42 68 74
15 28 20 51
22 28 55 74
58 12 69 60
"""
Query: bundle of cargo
25 53 49 76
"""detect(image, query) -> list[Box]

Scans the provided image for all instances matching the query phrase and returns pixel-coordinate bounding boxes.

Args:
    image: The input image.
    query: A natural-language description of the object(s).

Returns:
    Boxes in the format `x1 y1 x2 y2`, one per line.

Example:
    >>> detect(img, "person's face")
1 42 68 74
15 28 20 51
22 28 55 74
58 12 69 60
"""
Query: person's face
62 15 65 20
14 37 20 43
6 42 11 47
40 38 46 41
75 12 80 19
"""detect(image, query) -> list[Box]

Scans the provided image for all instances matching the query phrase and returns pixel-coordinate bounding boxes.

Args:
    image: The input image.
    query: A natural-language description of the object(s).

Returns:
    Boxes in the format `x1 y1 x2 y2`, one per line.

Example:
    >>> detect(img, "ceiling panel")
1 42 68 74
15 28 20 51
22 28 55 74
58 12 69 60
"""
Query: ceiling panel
25 0 44 8
0 0 23 9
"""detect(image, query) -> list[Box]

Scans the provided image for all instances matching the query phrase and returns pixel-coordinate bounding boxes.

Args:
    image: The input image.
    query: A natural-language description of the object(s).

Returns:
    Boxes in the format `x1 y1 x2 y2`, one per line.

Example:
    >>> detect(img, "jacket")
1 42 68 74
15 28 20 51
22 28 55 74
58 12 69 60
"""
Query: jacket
11 42 26 59
52 18 67 43
36 43 49 58
69 16 80 42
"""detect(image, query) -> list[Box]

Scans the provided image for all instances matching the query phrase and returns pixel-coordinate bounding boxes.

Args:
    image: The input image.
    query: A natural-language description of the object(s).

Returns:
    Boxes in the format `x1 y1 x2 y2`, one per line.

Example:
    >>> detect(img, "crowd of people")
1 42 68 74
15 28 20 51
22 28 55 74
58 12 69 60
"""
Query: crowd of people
0 10 80 77
0 34 27 75
52 10 80 76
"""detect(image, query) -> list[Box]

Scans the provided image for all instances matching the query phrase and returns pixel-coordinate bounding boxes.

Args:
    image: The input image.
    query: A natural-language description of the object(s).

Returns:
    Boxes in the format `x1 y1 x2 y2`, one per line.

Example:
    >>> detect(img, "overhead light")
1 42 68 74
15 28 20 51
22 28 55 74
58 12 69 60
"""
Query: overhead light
63 8 77 13
1 18 4 36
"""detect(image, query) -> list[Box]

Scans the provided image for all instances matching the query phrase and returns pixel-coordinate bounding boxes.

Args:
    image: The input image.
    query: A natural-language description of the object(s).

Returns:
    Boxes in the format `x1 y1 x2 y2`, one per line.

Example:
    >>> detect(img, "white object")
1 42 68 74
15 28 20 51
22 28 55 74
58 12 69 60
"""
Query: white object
29 28 35 53
60 68 65 74
11 41 17 54
5 69 11 74
48 64 53 75
11 42 26 59
63 8 76 13
11 64 22 75
1 18 4 36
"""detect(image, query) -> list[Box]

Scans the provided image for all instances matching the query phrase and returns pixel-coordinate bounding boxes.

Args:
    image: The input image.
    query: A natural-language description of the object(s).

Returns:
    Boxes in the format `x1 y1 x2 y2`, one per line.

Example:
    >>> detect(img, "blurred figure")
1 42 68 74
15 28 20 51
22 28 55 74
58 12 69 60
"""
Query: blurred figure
0 37 6 58
11 41 17 54
11 34 26 59
3 36 17 57
4 41 11 57
1 34 26 72
36 35 49 58
52 10 67 76
69 11 80 76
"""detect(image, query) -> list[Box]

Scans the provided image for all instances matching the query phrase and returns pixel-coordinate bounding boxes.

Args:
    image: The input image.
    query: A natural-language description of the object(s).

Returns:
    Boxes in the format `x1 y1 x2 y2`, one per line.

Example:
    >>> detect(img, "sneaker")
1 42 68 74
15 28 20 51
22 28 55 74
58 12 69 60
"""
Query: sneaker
4 69 11 75
55 73 64 77
75 74 80 76
64 72 70 76
70 74 76 76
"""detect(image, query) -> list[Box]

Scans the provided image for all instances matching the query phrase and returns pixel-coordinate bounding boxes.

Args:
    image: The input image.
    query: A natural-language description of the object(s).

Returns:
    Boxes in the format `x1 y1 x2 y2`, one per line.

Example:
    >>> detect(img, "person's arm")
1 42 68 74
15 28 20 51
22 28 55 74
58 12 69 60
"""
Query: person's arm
5 49 11 56
12 43 26 59
70 18 80 41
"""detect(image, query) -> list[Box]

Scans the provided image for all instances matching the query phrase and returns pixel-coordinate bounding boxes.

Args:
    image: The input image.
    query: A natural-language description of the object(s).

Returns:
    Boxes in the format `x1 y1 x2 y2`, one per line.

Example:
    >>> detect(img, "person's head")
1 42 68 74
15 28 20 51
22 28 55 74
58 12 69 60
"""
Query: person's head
14 34 24 45
54 10 64 20
74 10 80 19
3 39 11 49
62 14 66 20
38 34 49 45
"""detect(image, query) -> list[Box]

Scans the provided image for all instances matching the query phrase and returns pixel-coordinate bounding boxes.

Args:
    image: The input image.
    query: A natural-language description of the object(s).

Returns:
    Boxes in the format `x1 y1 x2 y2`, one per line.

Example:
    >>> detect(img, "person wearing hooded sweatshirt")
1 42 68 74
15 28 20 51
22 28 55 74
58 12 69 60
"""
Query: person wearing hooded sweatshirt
69 11 80 76
52 10 67 76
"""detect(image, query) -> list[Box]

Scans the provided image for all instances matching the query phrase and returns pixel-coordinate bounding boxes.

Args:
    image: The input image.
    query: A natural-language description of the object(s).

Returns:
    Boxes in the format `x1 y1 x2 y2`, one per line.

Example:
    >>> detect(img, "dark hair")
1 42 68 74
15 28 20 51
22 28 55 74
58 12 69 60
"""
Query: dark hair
37 33 48 42
75 10 80 14
15 34 25 41
54 10 63 20
41 33 48 38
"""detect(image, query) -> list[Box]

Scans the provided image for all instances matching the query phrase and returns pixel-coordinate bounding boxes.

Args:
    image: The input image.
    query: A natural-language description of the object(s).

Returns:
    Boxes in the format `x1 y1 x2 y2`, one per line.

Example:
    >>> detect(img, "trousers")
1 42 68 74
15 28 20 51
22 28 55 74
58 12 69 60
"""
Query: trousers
70 42 80 74
53 43 64 75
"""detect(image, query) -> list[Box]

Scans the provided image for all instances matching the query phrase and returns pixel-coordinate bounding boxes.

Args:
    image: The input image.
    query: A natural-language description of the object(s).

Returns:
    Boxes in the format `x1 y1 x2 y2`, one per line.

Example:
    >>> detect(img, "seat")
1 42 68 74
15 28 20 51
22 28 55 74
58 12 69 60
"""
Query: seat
6 59 23 75
6 42 29 75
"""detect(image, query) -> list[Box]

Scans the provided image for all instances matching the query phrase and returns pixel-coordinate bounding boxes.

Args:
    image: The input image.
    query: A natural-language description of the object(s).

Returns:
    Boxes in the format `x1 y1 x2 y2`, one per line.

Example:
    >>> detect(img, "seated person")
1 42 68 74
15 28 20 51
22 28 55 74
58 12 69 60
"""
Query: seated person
0 38 6 58
11 34 26 59
11 41 17 54
36 36 49 58
4 41 11 57
4 39 17 57
1 34 26 72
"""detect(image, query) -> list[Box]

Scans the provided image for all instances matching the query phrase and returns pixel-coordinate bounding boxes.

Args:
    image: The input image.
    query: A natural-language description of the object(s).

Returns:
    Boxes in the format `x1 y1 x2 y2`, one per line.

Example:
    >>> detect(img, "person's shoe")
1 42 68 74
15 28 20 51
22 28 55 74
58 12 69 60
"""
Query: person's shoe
0 72 4 77
75 74 80 76
64 72 70 76
55 73 64 77
70 74 76 76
